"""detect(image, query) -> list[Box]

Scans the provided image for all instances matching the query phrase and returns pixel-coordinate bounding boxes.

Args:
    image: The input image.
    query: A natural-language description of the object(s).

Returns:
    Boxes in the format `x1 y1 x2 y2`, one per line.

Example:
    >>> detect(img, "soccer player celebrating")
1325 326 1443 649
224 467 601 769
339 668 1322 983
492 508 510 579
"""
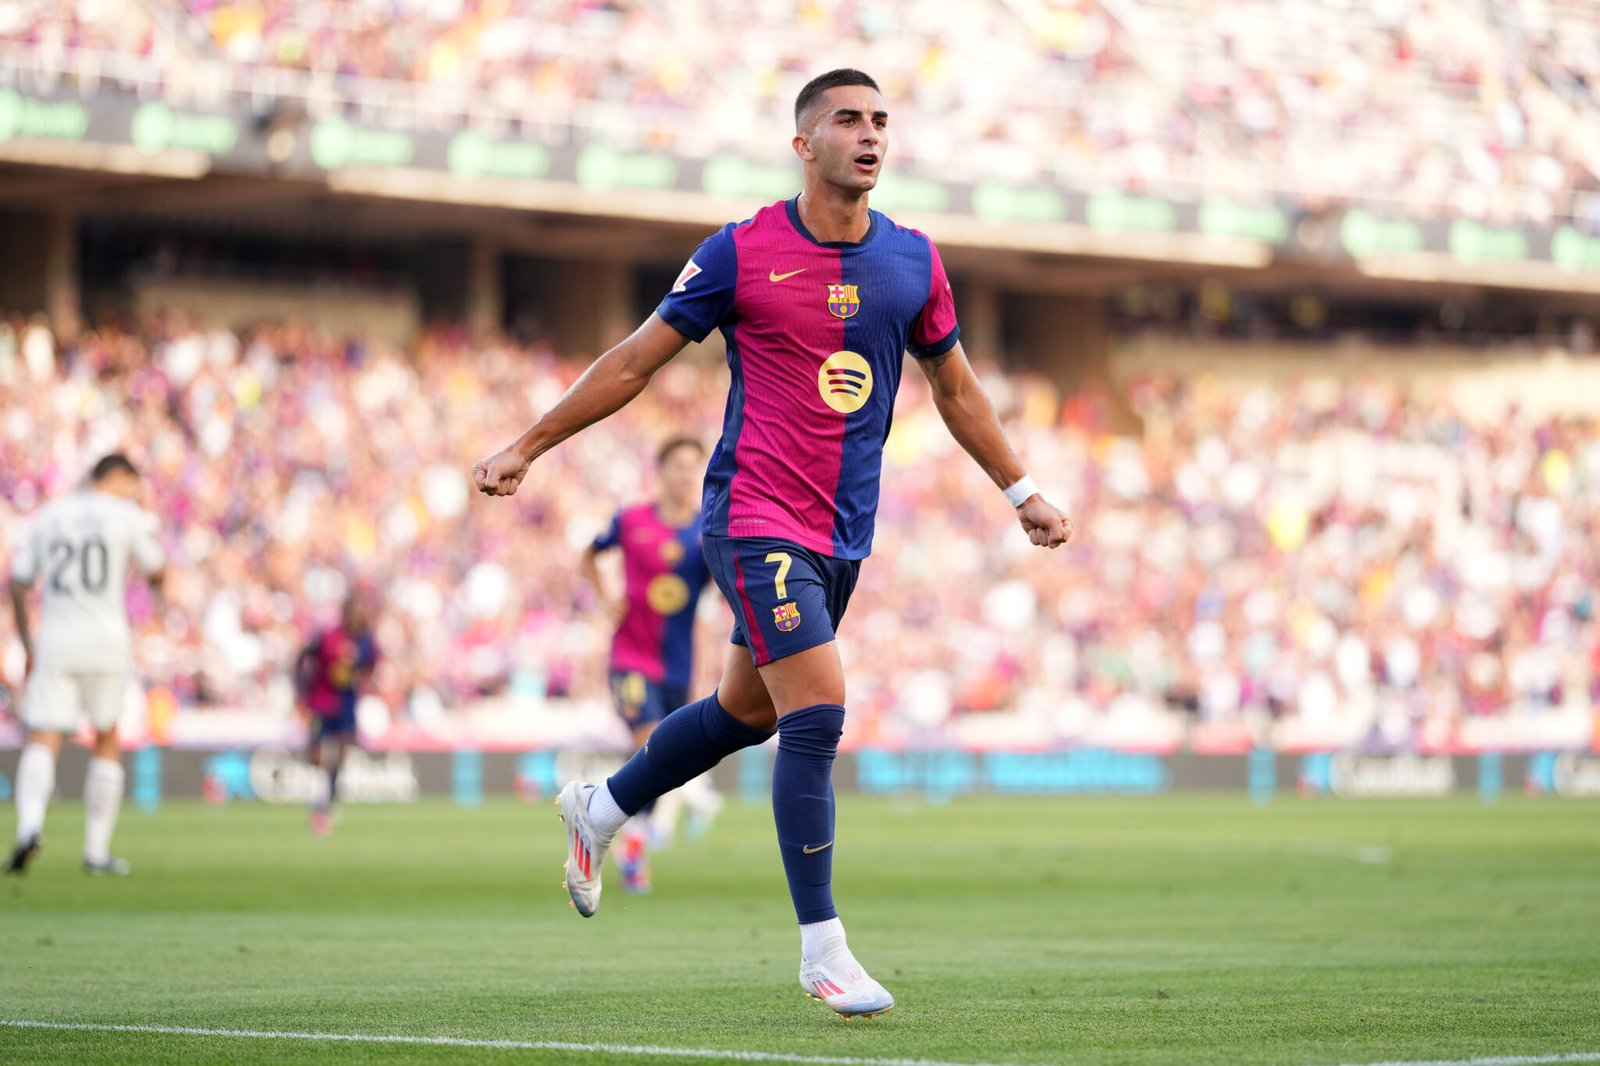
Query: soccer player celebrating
296 592 378 835
474 68 1072 1018
6 453 166 876
580 435 718 892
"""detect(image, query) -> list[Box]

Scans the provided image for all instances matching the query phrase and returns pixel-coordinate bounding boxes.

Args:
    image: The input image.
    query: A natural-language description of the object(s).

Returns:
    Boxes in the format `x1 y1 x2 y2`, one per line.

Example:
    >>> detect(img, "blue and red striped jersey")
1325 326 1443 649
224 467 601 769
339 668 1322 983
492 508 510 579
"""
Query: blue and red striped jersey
656 197 960 560
591 503 709 688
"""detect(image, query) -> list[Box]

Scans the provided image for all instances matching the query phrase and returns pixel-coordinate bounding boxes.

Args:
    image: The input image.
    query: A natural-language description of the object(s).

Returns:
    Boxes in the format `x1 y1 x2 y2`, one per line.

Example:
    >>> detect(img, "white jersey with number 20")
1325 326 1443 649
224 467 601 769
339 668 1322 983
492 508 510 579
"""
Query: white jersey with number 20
11 490 165 672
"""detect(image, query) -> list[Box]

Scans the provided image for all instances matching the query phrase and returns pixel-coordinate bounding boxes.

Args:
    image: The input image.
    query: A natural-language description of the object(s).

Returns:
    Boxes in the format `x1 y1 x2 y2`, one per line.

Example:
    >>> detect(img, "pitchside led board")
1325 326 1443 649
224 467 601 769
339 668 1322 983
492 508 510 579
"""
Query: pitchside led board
1 747 1598 807
4 89 1600 274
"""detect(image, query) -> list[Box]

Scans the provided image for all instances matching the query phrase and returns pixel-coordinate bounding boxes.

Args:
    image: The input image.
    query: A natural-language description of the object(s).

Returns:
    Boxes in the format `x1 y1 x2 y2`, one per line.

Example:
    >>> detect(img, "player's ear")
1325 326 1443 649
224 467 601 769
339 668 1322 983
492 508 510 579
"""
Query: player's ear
792 132 814 162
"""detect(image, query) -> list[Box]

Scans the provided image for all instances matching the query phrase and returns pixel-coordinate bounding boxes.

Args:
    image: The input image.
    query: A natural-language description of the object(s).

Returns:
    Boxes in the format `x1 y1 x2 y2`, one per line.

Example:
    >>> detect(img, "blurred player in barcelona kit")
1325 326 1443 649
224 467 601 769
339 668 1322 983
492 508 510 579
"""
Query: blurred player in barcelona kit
579 435 722 892
296 592 378 835
7 454 165 877
474 68 1072 1018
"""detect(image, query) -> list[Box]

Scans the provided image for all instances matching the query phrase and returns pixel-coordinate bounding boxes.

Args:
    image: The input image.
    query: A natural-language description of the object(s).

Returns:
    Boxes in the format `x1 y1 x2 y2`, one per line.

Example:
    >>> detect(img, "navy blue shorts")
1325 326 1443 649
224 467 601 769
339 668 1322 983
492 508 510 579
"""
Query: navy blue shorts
609 671 687 729
702 535 861 667
311 702 358 741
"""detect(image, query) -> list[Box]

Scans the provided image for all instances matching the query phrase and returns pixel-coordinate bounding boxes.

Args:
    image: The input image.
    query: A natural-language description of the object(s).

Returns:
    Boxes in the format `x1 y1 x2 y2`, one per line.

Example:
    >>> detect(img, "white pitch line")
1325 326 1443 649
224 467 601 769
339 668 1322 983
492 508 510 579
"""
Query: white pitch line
0 1020 1035 1066
8 1021 1595 1066
1326 1054 1600 1066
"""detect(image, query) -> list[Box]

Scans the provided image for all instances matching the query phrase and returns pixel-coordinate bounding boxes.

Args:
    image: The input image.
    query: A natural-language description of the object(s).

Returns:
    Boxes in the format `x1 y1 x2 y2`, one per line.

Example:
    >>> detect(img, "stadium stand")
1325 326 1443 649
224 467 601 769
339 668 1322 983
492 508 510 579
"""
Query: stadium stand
2 312 1595 753
2 0 1598 223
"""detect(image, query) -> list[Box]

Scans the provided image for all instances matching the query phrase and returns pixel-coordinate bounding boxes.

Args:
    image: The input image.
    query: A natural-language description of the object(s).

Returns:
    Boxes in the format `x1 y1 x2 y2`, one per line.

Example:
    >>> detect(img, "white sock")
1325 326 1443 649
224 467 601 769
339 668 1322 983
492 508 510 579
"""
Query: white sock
15 742 56 843
650 788 684 842
83 757 125 864
587 783 629 838
800 916 847 962
683 773 723 817
309 768 331 813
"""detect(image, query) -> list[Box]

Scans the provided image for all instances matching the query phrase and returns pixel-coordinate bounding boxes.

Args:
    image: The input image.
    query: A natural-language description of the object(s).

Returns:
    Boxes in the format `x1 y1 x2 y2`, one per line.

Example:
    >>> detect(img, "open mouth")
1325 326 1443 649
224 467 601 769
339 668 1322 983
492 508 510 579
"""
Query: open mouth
854 153 879 169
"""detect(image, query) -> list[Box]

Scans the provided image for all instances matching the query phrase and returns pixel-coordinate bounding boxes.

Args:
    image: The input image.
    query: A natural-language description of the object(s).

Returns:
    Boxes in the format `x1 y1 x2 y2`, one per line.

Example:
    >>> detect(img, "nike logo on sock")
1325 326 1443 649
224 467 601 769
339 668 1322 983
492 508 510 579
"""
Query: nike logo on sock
802 841 833 854
769 267 806 282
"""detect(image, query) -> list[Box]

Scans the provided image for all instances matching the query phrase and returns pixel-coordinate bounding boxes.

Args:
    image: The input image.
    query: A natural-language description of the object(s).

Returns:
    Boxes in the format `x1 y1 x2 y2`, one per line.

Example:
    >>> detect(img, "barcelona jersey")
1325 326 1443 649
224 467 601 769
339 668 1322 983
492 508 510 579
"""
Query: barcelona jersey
592 503 710 689
304 625 377 719
656 198 960 560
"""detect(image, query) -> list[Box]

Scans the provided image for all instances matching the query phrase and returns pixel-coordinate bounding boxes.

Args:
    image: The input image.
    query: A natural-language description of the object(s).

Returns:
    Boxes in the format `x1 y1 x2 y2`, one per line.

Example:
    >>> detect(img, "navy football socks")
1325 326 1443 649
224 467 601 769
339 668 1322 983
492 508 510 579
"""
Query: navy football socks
605 693 773 816
772 703 846 924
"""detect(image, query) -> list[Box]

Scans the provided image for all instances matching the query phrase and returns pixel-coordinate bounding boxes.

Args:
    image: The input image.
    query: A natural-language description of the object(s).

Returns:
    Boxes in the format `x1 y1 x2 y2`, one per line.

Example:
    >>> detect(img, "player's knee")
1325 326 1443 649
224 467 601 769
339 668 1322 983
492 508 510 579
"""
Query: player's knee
775 703 845 760
717 657 778 730
29 731 64 755
720 692 778 732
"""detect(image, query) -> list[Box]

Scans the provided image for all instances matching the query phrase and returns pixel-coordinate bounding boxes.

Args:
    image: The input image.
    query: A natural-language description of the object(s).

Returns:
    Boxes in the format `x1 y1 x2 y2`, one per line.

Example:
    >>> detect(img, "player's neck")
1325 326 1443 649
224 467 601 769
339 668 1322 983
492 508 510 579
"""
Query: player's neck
657 499 698 526
796 188 870 244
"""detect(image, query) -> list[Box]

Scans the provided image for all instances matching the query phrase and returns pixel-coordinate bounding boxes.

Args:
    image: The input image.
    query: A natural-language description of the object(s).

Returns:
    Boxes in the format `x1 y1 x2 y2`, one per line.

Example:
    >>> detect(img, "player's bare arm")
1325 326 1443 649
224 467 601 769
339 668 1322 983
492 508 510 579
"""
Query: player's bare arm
473 315 690 497
578 545 625 625
9 579 32 678
917 342 1073 549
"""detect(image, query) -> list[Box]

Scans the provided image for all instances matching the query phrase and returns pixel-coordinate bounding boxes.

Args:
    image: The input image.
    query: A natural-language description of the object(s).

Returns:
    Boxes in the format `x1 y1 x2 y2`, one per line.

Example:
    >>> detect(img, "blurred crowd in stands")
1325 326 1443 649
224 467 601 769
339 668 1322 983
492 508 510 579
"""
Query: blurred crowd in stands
3 0 1598 227
3 311 1597 753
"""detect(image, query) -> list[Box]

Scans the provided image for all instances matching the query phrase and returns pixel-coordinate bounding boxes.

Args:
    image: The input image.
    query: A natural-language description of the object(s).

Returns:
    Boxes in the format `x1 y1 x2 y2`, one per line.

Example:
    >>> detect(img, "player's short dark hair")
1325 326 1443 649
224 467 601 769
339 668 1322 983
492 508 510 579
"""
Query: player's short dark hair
657 436 705 466
795 69 882 130
89 453 139 482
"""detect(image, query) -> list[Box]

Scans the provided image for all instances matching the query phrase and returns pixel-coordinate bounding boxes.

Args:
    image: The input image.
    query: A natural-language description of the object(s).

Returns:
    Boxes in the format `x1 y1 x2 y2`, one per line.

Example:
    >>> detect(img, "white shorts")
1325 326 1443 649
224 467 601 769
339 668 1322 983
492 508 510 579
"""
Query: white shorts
23 669 131 734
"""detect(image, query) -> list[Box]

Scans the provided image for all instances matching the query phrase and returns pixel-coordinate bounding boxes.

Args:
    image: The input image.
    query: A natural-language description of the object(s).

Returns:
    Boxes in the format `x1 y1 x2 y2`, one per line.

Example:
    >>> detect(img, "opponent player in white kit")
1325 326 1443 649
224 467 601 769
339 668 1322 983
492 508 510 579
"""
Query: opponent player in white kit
7 453 165 876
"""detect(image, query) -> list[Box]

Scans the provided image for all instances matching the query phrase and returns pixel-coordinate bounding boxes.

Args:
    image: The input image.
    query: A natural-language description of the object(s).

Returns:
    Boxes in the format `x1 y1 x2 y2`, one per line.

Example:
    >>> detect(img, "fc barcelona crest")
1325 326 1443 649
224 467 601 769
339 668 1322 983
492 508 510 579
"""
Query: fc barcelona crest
772 602 802 632
826 284 861 319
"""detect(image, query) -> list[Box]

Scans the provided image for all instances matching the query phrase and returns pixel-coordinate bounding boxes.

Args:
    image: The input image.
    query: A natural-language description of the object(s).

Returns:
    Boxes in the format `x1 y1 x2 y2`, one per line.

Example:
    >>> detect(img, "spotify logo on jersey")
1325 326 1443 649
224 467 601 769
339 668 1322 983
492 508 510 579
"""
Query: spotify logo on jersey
646 574 690 614
818 351 873 414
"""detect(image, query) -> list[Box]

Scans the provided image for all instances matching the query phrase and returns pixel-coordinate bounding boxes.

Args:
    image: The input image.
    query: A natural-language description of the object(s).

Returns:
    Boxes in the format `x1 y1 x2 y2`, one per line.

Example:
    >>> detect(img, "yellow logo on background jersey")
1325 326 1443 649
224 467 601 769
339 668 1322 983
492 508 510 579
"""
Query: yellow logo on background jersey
817 351 873 414
659 539 685 564
827 284 860 318
614 672 648 711
646 574 690 615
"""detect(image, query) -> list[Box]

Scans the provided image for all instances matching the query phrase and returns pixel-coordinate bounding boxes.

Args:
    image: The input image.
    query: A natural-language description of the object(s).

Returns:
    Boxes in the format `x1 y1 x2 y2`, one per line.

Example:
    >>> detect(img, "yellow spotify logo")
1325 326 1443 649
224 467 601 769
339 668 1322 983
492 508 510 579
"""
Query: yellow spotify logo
646 574 690 614
817 351 873 414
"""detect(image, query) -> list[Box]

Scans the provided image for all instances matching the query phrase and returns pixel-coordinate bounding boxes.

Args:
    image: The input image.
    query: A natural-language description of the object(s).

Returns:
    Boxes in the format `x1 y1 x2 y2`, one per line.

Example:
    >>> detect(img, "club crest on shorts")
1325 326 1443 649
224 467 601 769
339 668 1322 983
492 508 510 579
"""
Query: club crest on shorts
772 602 802 632
826 284 860 319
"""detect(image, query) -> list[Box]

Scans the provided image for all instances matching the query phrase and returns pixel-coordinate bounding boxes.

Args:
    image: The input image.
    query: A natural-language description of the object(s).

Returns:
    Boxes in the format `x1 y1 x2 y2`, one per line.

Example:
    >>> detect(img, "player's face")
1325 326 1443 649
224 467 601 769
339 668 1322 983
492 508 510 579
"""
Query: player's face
796 86 889 193
659 446 704 510
95 470 141 500
343 596 373 633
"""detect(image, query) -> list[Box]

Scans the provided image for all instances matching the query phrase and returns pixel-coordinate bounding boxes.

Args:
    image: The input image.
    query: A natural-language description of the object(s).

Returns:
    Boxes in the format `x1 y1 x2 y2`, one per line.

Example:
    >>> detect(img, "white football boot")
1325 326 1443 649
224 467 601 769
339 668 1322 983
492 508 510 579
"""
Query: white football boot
556 781 612 917
799 946 895 1019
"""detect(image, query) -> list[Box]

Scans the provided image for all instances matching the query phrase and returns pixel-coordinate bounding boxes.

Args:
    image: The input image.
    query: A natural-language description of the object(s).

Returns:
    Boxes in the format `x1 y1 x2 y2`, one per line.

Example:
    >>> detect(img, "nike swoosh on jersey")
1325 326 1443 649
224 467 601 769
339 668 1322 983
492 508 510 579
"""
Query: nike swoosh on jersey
801 841 833 854
769 268 807 282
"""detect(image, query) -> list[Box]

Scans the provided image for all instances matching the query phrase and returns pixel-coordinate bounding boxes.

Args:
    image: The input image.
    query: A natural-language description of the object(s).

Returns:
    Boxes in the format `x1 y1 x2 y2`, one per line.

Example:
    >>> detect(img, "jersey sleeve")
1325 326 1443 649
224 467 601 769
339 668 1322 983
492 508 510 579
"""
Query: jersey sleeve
9 520 38 586
131 508 166 575
655 223 739 342
590 512 623 552
908 236 961 359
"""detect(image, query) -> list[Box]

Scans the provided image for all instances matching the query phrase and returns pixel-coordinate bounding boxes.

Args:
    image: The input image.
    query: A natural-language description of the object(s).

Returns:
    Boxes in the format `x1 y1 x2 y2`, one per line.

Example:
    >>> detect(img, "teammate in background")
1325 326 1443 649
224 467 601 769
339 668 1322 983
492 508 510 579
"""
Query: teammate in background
296 592 378 835
6 453 165 876
579 436 720 892
474 69 1072 1018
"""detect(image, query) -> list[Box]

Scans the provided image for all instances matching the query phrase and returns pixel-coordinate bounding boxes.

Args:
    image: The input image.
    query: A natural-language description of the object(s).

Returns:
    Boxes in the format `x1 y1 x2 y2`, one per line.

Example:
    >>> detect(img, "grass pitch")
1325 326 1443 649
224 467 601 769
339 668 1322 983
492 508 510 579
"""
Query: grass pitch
2 793 1597 1065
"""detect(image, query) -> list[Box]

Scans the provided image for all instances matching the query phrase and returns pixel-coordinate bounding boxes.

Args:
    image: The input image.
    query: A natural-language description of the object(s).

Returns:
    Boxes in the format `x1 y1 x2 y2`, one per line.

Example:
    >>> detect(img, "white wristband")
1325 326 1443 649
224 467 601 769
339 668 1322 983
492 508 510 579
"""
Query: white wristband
1002 475 1039 508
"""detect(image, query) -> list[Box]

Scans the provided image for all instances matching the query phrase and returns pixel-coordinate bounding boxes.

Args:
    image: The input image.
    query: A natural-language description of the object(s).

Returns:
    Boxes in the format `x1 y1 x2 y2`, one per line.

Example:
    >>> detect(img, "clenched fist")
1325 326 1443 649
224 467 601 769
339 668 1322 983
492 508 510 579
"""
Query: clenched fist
472 447 531 497
1017 495 1073 549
